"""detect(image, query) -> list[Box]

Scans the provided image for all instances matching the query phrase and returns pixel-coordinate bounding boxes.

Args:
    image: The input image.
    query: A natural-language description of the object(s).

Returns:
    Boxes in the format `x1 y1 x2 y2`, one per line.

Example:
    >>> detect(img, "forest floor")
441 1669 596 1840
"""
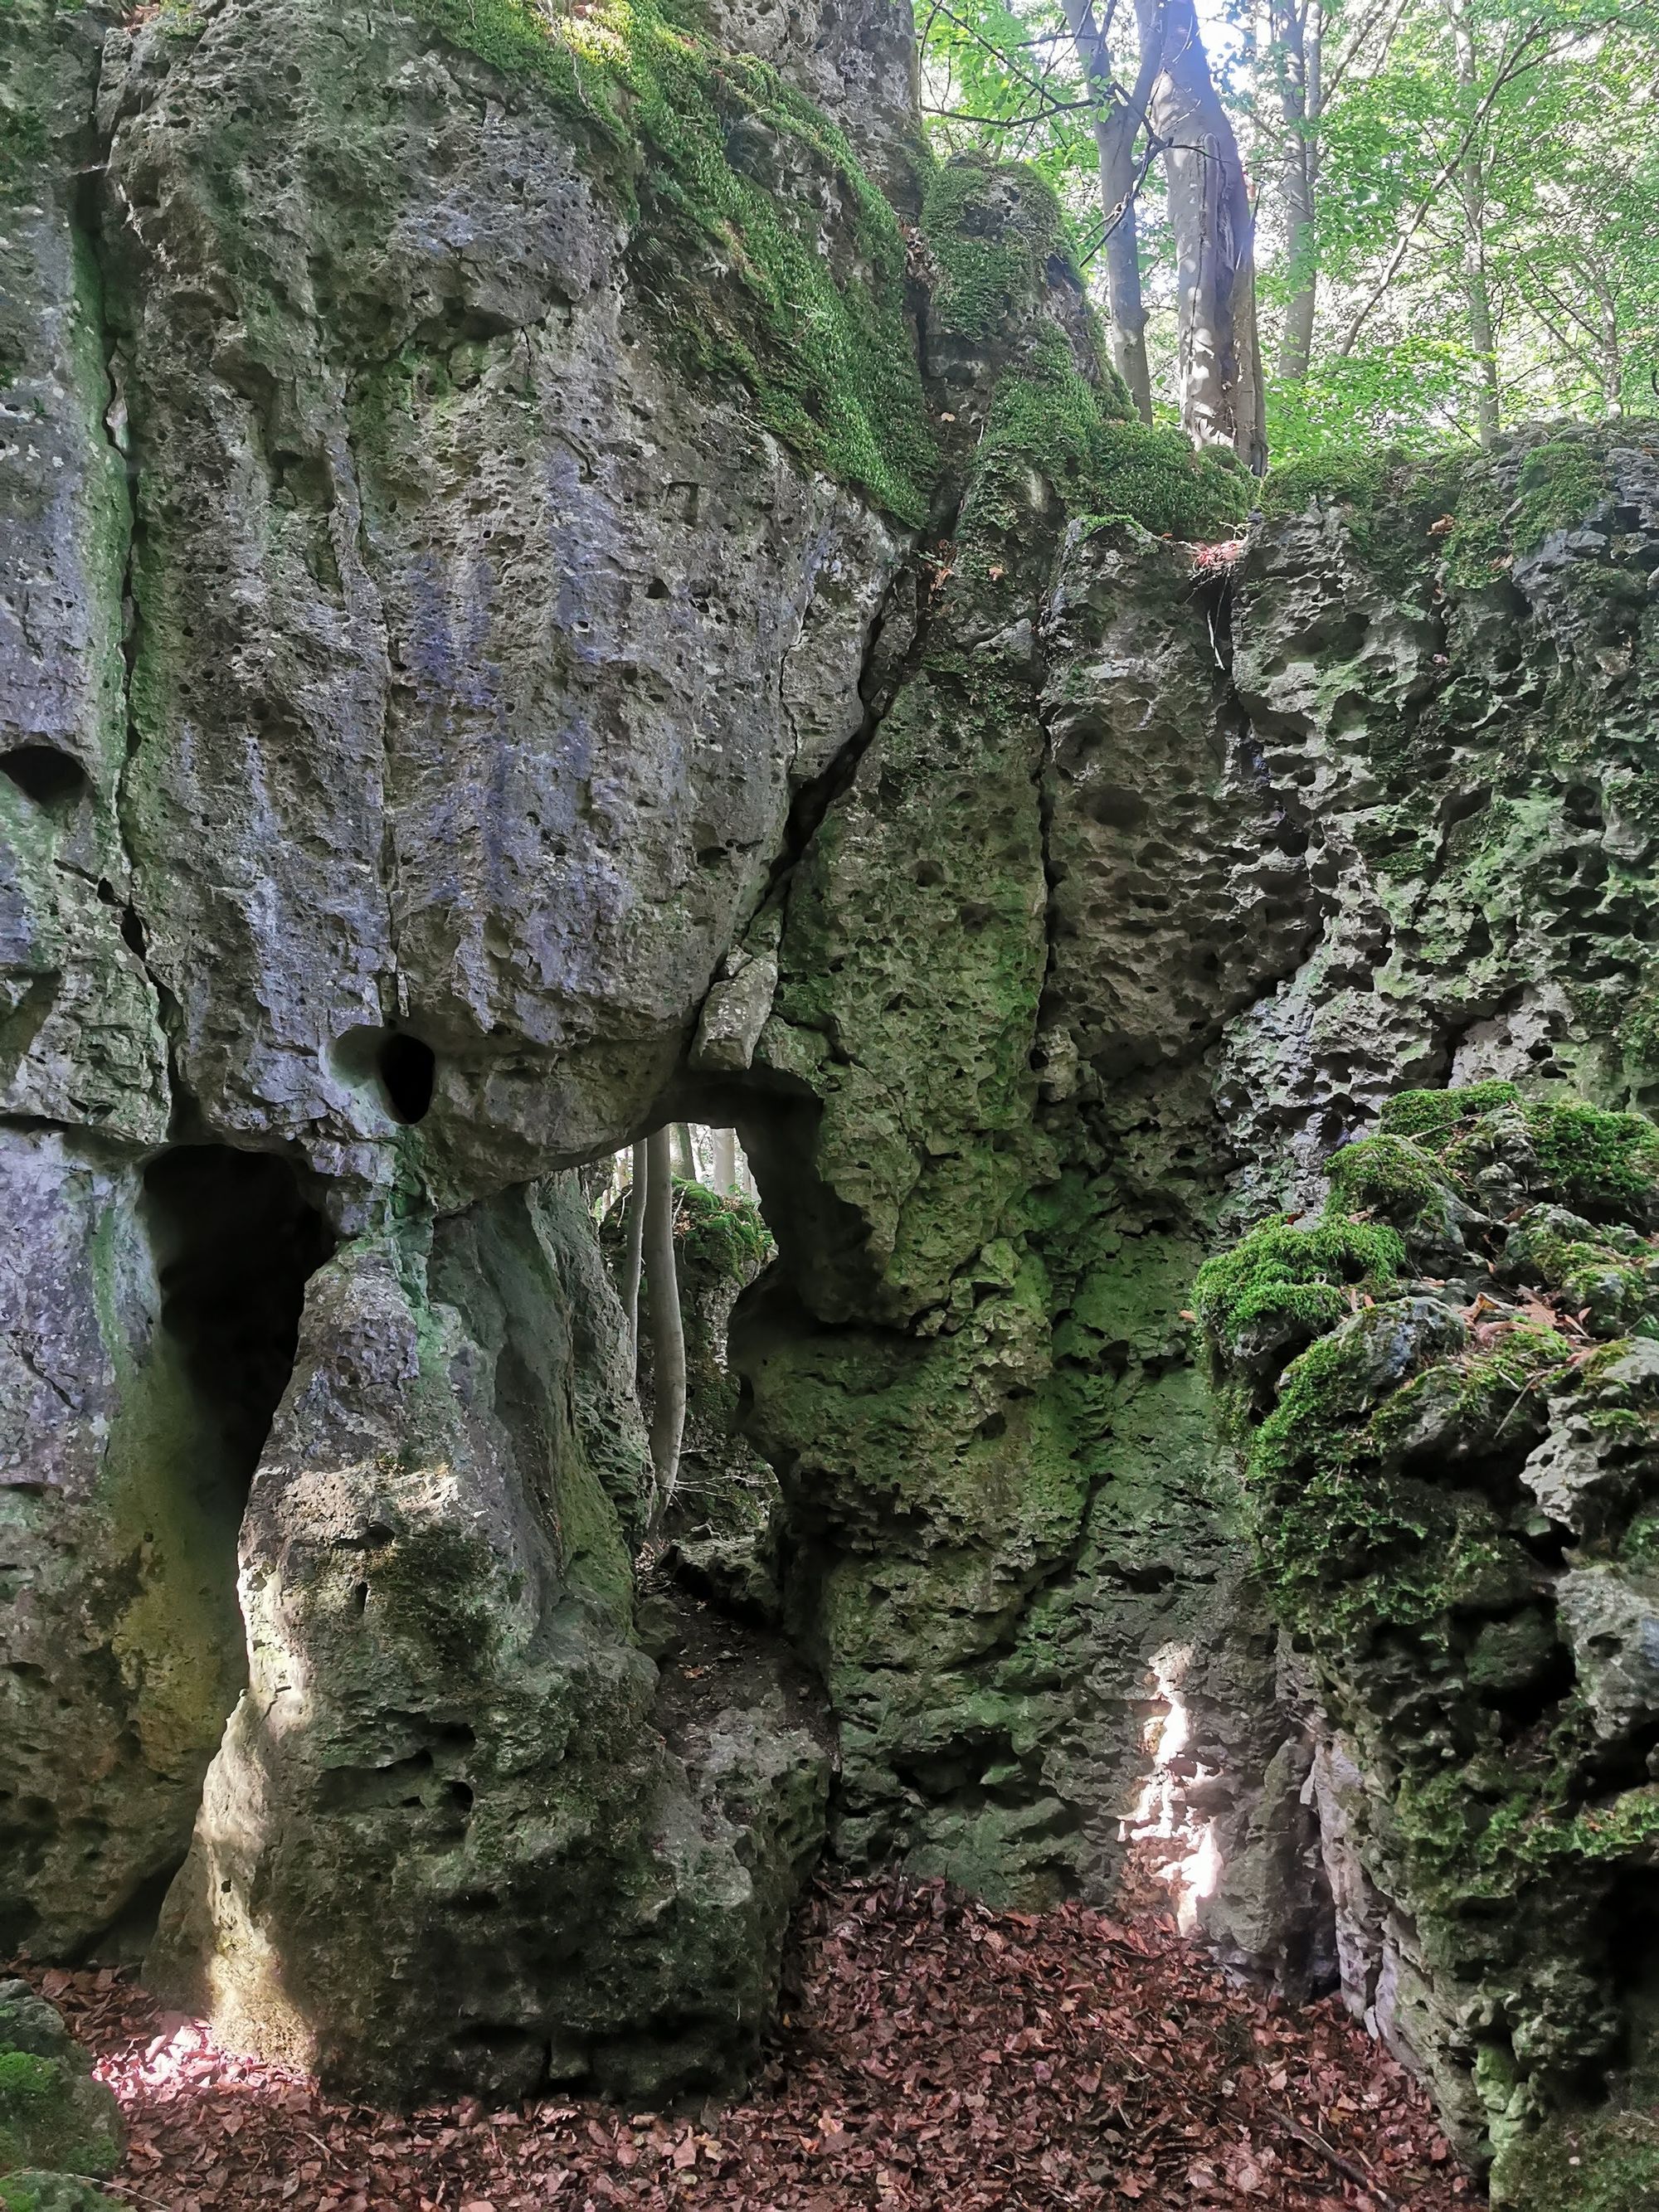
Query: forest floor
33 1877 1477 2212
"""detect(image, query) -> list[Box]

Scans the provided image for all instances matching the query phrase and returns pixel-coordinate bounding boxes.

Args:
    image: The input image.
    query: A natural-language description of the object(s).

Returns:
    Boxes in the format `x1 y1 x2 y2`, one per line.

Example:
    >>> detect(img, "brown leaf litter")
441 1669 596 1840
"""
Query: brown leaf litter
22 1876 1475 2211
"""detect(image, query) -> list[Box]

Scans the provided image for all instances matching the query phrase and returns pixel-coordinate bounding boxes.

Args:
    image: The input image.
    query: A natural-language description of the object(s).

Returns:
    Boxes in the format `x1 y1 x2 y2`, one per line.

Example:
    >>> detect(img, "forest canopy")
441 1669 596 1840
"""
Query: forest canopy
919 0 1659 469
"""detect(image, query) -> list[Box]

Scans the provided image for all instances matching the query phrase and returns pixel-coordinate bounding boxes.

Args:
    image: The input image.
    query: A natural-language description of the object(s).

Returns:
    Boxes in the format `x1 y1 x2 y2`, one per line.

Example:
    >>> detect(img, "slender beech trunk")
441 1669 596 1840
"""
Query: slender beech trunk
1141 0 1268 470
1060 0 1162 422
1447 0 1500 445
672 1121 696 1181
1273 0 1321 380
711 1126 738 1192
643 1127 686 1511
620 1140 647 1359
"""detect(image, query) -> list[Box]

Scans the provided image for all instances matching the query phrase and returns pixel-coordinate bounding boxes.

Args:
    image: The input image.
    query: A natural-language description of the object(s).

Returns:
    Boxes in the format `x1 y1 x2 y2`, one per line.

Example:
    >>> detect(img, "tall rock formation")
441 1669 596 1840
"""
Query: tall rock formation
5 0 1659 2198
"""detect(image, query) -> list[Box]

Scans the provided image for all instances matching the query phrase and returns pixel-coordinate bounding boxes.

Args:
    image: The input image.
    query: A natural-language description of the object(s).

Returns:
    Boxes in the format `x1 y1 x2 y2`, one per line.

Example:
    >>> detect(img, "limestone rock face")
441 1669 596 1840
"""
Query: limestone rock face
1200 1086 1659 2194
3 0 893 2103
9 0 1659 2169
148 1179 830 2103
94 0 906 1204
1222 431 1659 1213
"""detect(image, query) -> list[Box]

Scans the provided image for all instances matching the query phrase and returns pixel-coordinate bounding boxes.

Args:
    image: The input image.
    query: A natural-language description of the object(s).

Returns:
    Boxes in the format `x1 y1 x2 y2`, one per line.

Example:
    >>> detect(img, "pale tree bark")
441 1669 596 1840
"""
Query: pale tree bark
1272 0 1321 379
643 1127 686 1511
711 1125 739 1192
1447 0 1501 445
620 1140 647 1360
1140 0 1268 470
1059 0 1165 423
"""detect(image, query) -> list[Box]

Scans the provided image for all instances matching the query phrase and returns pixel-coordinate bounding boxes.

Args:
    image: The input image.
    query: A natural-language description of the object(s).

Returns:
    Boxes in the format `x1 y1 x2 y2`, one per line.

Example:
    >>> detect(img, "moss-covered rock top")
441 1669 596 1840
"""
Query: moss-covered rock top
917 154 1249 552
1199 1083 1659 2200
1259 421 1656 597
415 0 937 522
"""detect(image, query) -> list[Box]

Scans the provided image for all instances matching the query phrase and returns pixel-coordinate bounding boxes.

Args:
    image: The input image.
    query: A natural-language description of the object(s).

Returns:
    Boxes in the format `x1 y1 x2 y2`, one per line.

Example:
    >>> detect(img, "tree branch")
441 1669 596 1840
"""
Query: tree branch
1335 20 1560 357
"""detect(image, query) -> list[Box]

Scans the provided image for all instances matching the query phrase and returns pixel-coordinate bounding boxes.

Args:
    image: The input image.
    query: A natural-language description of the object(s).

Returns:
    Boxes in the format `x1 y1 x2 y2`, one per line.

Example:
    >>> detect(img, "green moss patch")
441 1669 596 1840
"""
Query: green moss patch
674 1177 773 1281
952 322 1247 561
1443 437 1610 588
922 154 1065 346
1379 1082 1659 1223
1201 1081 1659 2185
1193 1215 1404 1377
1492 2107 1659 2212
0 2179 119 2212
1260 435 1612 597
0 2049 119 2182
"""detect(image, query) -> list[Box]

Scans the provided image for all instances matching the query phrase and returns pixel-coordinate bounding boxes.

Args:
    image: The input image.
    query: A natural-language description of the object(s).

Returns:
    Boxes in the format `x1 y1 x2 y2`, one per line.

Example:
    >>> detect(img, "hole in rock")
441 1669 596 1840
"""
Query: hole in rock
1082 782 1150 831
331 1024 438 1125
380 1032 436 1123
1 744 90 809
143 1147 336 1482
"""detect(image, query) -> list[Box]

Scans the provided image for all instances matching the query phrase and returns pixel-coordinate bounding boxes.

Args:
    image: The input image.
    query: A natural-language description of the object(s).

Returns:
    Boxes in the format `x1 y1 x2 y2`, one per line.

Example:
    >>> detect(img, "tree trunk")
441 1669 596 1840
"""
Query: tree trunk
643 1127 686 1512
1273 0 1320 380
1141 0 1268 471
1061 0 1160 424
672 1121 696 1181
711 1126 738 1192
1447 0 1500 445
620 1140 647 1360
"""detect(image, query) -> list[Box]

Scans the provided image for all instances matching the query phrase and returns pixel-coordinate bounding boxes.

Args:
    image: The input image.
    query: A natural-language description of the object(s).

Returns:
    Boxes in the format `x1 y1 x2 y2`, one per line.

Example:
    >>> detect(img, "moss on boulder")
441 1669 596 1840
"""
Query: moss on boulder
0 2178 119 2212
414 0 937 522
0 1984 120 2190
1201 1082 1659 2196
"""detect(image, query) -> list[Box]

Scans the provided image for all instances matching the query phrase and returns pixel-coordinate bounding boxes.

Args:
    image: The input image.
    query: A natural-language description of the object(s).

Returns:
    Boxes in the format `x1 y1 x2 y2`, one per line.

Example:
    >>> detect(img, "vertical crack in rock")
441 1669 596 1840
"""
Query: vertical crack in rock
83 171 180 1116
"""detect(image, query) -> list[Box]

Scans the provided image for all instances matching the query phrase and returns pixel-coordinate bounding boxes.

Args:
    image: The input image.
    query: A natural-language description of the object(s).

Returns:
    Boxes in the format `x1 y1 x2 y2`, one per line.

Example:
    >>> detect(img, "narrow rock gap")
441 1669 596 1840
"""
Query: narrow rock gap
75 1147 338 1960
74 158 186 1098
755 491 966 926
141 1146 336 1483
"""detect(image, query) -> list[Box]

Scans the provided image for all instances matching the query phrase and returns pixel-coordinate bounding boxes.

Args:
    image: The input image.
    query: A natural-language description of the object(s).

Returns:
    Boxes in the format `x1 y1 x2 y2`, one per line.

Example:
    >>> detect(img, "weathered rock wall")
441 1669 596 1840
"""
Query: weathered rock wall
7 0 1659 2183
2 0 912 2093
1202 1083 1659 2205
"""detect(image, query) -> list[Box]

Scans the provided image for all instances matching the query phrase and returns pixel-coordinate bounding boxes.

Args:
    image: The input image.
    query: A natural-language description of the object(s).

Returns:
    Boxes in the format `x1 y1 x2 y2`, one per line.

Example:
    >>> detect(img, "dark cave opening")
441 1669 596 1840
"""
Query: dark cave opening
1615 1877 1659 2065
380 1032 437 1125
0 743 91 809
75 1150 336 1961
142 1145 337 1481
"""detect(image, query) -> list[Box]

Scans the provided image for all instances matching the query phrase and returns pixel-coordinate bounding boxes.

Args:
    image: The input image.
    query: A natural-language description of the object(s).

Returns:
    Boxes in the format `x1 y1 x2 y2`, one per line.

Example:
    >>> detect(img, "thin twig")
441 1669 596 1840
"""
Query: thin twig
101 2184 176 2212
1262 2099 1405 2212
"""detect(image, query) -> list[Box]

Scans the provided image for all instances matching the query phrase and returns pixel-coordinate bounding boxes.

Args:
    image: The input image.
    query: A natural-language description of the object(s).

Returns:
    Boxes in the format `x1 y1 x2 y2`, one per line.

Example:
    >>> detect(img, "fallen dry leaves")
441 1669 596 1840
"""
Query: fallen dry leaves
22 1878 1475 2212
